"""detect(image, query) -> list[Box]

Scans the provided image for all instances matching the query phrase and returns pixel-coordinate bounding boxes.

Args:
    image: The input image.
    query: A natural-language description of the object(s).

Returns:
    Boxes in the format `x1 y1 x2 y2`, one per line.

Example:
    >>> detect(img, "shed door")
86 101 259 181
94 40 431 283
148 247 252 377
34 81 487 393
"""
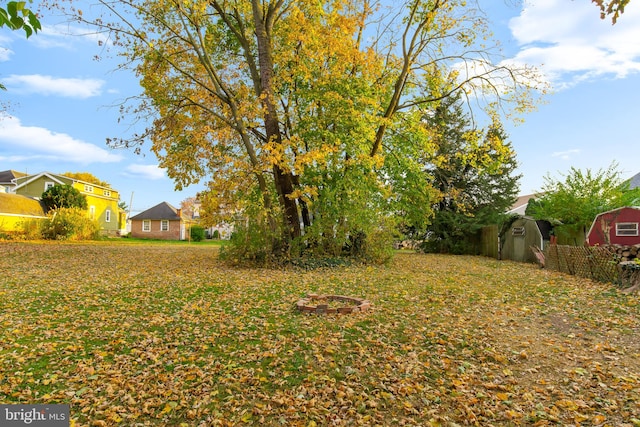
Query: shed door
513 236 525 262
512 226 526 262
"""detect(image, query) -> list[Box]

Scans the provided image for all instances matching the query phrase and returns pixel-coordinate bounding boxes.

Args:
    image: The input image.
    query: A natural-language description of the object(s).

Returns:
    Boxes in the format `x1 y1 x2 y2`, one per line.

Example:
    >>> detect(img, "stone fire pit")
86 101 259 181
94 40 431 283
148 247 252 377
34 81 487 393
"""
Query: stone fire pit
296 293 371 314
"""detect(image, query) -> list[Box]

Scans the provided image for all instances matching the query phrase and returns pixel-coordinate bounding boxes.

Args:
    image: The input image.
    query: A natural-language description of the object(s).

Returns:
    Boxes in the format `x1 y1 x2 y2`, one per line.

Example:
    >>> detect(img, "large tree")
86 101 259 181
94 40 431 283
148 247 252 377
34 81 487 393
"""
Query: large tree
526 163 640 244
59 0 541 261
419 94 520 254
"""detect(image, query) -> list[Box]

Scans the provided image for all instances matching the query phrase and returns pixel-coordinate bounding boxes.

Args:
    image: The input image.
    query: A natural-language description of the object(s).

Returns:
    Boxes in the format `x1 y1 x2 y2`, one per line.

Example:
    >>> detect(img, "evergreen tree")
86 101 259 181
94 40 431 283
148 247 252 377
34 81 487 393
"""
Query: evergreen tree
422 95 521 254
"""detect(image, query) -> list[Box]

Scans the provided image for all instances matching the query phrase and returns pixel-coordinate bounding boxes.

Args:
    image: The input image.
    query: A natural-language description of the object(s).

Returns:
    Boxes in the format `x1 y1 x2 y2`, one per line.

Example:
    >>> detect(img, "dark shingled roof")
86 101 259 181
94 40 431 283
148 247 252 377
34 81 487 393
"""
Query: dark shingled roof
629 172 640 190
130 202 181 220
0 170 27 185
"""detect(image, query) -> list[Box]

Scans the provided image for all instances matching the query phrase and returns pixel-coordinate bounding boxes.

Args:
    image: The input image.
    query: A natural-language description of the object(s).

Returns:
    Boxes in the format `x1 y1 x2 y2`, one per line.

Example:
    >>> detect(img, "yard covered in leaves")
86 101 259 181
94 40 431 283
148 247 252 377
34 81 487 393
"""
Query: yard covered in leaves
1 242 639 426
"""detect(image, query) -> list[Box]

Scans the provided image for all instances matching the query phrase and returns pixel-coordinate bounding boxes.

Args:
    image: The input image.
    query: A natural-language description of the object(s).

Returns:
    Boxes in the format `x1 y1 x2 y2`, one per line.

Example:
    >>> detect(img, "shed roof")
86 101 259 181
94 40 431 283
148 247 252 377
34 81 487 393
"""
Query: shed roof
592 206 640 218
130 202 181 221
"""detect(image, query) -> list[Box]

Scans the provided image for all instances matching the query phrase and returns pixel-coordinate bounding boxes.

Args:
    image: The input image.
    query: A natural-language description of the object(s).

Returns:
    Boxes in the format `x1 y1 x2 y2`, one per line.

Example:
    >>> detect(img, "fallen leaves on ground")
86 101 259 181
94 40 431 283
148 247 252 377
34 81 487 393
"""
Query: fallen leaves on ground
0 242 639 426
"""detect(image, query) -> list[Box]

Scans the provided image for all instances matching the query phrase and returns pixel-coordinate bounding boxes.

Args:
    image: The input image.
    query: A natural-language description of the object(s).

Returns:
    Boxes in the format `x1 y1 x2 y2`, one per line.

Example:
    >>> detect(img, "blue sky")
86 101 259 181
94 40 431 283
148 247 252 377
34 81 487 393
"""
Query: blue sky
1 0 639 214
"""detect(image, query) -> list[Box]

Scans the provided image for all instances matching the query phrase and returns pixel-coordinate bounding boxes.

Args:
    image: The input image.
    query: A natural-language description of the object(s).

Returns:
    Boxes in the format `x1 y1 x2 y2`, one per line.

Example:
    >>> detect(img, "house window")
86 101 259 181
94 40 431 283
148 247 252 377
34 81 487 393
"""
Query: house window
616 222 639 236
142 220 151 232
105 209 111 223
103 189 111 197
84 184 94 193
512 226 525 236
161 220 169 231
89 206 95 219
44 181 55 191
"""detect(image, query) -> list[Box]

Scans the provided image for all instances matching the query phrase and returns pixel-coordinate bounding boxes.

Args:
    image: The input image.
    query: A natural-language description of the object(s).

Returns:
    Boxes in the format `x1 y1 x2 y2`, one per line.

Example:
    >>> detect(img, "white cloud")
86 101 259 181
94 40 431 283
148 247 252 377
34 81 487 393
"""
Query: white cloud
508 0 640 89
0 115 122 163
0 33 13 61
552 149 581 160
124 164 166 180
0 154 31 162
0 47 12 62
1 74 105 98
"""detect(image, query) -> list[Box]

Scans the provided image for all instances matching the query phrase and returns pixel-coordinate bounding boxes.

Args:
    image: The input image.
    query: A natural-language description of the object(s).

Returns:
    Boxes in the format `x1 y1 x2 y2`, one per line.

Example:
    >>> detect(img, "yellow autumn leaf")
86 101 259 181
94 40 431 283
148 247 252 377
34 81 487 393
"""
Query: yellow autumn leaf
2 242 639 426
496 392 509 401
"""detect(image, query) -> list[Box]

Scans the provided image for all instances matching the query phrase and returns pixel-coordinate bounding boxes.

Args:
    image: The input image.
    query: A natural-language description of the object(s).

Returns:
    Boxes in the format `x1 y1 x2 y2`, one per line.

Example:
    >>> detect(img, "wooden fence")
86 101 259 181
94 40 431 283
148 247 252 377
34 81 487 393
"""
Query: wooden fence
479 224 499 259
542 244 621 285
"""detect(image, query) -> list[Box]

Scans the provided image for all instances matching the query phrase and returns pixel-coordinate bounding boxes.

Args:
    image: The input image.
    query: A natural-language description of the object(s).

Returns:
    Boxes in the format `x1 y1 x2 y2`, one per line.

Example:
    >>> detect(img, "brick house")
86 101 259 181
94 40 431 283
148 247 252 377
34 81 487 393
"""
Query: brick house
129 201 187 240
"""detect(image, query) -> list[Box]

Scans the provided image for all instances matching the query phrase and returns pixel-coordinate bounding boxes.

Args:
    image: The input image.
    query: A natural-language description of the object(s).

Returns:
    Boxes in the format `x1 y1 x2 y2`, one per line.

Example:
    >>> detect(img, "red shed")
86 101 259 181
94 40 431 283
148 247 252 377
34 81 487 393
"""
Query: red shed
587 206 640 246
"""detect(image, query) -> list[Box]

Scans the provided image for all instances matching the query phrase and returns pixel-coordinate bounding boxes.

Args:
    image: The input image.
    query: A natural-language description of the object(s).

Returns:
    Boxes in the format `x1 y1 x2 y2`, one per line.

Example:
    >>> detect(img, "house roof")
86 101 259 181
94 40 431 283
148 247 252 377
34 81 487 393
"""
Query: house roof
13 172 114 192
0 193 46 216
130 202 181 221
507 193 543 216
628 172 640 190
13 172 67 191
0 170 28 185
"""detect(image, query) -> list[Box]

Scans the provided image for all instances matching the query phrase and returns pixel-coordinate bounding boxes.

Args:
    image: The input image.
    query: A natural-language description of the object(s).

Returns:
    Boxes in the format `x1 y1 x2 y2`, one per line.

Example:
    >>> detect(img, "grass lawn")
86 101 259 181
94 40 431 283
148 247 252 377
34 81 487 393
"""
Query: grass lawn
0 242 639 426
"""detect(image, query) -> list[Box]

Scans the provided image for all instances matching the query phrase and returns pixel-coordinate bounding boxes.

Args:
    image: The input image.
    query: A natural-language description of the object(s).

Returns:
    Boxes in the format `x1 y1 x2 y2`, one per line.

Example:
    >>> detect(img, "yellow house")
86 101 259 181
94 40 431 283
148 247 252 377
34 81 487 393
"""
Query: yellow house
0 192 46 233
12 172 125 235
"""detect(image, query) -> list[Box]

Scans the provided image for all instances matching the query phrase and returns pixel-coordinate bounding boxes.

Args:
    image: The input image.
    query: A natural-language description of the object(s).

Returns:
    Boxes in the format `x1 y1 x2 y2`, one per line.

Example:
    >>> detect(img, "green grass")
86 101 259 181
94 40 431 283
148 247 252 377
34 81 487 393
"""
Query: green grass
0 242 639 426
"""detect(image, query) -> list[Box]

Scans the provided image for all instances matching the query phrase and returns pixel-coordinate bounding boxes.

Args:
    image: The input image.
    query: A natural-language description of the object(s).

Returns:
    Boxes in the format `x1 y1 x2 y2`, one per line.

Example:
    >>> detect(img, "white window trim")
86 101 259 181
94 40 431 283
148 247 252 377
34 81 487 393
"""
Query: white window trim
142 220 151 232
84 184 94 193
161 220 169 232
105 209 111 223
89 206 96 220
616 222 639 237
44 181 55 191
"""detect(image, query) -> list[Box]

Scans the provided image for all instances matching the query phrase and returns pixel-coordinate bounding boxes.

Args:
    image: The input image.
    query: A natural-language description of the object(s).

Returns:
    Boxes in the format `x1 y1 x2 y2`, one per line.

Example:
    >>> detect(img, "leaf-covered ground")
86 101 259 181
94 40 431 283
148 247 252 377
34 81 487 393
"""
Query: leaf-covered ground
1 242 639 426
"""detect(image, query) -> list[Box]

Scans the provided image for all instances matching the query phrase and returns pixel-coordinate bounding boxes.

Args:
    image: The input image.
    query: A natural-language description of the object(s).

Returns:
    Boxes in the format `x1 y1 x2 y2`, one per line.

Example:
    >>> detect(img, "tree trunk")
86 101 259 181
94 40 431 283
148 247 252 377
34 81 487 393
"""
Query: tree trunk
252 0 301 241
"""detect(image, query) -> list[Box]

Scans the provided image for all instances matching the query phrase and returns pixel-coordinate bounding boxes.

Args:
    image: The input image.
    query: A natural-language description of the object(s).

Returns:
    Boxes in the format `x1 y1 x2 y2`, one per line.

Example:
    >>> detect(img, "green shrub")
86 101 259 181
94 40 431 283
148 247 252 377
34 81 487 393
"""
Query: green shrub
19 218 45 240
220 219 287 266
212 229 220 239
41 208 100 240
342 228 395 265
221 217 395 266
41 184 87 211
190 225 206 242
